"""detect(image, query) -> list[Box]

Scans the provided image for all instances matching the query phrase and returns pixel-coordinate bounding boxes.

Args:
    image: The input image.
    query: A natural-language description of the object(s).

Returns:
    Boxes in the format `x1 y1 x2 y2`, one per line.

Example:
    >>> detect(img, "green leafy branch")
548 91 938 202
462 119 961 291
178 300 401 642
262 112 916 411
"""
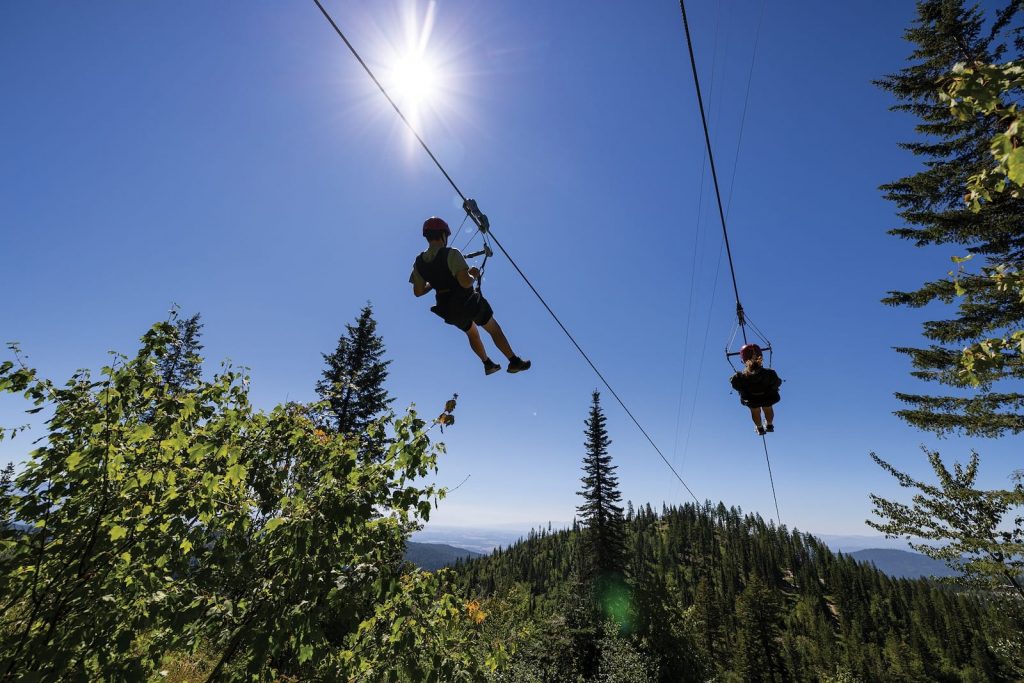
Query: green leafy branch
868 447 1024 601
941 60 1024 210
0 322 483 681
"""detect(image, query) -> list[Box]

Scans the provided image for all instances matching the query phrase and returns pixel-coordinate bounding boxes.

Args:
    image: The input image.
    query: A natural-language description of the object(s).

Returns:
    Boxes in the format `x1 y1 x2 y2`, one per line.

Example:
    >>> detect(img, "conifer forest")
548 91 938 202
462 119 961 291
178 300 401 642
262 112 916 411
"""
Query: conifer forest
2 0 1024 681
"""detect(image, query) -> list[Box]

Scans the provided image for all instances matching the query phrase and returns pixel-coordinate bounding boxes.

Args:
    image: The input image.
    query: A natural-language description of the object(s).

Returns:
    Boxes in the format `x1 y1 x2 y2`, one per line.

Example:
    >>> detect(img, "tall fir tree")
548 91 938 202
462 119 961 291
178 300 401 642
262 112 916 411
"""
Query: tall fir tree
731 574 784 683
878 0 1024 437
158 310 203 393
316 304 394 457
576 391 627 590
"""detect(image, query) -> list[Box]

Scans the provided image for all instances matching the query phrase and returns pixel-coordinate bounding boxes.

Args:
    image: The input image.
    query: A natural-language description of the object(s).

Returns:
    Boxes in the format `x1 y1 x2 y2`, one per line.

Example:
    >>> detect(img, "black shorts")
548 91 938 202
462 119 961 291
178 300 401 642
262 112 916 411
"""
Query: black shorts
432 290 494 332
740 392 780 409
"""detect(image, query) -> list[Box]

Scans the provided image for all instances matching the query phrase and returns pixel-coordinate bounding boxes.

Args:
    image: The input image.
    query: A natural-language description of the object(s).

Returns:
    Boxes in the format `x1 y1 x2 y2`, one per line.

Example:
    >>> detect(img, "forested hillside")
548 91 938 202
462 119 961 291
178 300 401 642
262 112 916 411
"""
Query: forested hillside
452 503 1023 682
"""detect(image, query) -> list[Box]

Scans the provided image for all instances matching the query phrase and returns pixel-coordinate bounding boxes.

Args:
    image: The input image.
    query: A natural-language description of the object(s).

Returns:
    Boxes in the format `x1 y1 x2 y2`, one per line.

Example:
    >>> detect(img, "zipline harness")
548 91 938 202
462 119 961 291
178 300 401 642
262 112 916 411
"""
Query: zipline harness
311 0 701 505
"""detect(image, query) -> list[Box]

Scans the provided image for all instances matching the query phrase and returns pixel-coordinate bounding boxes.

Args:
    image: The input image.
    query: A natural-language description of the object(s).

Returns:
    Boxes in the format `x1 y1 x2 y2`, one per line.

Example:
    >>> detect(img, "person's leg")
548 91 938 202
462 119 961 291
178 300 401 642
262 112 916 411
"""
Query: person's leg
749 407 766 434
465 324 489 362
763 405 775 427
481 318 515 360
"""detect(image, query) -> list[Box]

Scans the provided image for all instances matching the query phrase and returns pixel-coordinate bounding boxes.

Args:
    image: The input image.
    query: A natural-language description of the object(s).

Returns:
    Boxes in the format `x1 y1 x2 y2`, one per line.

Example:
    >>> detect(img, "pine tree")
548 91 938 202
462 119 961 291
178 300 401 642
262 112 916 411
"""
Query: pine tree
158 310 203 393
576 391 627 583
316 304 393 457
878 0 1024 436
732 574 784 683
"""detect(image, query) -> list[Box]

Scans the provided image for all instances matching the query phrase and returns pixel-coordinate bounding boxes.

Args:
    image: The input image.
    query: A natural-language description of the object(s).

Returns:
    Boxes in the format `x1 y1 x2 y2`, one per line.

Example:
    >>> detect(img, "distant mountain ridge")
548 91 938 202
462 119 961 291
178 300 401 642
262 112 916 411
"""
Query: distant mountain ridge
405 541 482 570
849 548 959 579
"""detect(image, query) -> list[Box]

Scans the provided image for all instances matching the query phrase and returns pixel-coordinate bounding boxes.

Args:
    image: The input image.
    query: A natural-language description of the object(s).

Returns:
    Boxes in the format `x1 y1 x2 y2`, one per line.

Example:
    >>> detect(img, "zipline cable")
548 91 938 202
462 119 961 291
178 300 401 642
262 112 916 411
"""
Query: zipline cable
678 0 783 526
311 0 468 203
760 434 781 524
677 0 747 344
312 0 700 505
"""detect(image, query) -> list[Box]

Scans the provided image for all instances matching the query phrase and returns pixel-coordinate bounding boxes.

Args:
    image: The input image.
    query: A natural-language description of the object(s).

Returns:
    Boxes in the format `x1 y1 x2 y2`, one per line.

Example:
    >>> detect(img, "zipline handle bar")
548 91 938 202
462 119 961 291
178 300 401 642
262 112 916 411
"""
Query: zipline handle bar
725 345 772 359
464 244 493 260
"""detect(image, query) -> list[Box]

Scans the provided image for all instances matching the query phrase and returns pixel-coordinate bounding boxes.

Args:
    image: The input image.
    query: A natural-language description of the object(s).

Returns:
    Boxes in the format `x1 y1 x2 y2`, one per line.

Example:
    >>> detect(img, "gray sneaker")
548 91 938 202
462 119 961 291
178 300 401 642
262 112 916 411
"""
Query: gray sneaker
507 356 531 374
484 359 501 375
755 425 766 436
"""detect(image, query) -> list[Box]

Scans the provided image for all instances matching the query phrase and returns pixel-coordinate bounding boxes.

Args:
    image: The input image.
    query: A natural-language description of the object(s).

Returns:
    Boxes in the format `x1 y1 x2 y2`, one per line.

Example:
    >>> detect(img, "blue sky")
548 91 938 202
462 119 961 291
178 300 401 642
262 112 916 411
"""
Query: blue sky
2 1 1019 538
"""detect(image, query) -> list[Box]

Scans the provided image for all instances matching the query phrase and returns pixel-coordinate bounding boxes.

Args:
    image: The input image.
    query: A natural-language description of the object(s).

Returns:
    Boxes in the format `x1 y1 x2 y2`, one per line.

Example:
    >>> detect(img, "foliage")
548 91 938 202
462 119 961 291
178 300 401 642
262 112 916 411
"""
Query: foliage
316 303 394 461
942 60 1024 207
877 0 1024 436
595 620 654 683
0 320 498 681
338 569 508 681
868 448 1024 601
939 54 1024 394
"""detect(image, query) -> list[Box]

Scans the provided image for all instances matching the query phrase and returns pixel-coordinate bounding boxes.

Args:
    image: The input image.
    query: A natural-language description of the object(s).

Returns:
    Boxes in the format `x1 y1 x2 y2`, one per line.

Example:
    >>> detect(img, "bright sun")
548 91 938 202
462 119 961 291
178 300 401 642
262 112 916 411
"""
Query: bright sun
391 53 439 107
379 0 454 134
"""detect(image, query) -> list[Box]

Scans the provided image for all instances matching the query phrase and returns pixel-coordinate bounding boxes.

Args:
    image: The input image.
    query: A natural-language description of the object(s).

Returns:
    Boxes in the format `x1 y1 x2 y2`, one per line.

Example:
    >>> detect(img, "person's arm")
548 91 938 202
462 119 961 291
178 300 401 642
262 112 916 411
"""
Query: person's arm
449 248 477 289
410 268 431 297
455 266 480 289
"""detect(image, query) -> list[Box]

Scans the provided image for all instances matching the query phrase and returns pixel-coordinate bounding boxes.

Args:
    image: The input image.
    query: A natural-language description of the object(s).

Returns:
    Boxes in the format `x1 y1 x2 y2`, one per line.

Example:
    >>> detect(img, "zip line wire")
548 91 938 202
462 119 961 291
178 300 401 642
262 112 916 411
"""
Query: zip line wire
677 0 747 343
760 433 782 525
677 0 783 527
311 0 700 505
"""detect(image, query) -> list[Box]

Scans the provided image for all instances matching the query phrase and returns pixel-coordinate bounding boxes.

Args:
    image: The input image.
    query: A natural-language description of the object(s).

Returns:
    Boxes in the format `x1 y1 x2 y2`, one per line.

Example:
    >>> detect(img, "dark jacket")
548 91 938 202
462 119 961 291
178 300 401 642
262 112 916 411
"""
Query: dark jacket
730 366 782 408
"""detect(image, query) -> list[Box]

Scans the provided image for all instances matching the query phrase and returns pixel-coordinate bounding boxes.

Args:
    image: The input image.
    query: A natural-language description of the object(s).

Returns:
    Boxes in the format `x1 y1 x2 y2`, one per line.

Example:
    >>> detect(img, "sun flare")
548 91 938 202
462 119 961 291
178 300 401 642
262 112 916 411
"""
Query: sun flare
377 0 457 136
390 53 440 108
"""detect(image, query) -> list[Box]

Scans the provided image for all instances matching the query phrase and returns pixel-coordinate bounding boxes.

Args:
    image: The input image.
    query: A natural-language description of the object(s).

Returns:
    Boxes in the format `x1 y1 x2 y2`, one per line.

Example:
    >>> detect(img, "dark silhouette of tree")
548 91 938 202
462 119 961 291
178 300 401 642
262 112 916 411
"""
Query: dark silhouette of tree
157 310 203 393
576 391 626 583
316 303 393 459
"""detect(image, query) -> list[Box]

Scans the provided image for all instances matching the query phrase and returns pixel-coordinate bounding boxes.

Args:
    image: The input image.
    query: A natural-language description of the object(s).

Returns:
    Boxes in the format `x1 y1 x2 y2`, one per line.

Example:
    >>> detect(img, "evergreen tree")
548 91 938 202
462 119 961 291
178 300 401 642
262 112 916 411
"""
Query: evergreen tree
576 391 627 583
732 574 784 683
878 0 1024 437
157 310 203 393
316 303 393 456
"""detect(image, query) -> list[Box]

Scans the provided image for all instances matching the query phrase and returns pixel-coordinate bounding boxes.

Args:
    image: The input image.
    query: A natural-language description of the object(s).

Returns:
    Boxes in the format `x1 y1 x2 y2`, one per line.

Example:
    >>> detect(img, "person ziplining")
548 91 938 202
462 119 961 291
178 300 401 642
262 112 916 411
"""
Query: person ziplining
312 0 703 504
410 216 531 375
729 343 781 436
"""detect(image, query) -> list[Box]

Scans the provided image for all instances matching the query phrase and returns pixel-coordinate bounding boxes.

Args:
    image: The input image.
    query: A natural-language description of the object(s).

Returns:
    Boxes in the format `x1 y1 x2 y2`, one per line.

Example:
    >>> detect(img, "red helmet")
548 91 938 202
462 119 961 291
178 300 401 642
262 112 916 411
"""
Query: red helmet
740 343 762 362
422 216 450 236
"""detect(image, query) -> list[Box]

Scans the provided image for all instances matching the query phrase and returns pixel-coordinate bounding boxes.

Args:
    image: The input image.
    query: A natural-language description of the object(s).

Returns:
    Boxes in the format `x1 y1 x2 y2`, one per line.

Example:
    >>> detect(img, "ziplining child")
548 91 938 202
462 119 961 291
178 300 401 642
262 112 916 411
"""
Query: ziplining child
729 343 781 435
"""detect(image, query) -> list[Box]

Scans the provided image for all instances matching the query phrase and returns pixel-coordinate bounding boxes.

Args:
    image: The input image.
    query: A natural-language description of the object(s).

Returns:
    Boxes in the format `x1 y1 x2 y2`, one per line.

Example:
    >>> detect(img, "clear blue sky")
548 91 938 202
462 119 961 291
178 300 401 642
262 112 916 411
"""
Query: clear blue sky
1 1 1018 538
